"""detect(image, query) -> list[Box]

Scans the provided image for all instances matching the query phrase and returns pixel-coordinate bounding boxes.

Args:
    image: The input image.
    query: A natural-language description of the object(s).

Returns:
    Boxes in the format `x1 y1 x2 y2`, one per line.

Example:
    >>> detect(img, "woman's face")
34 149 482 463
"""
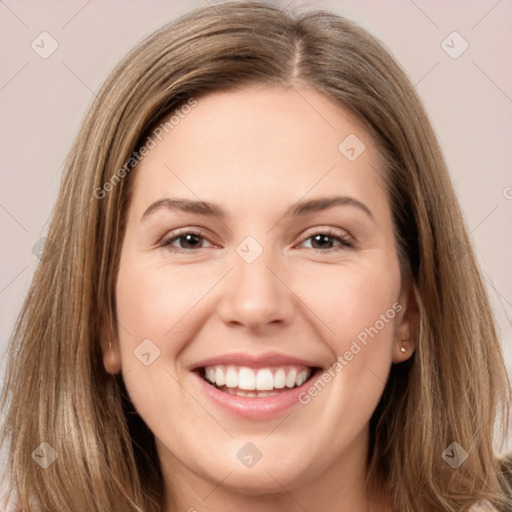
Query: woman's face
104 85 415 503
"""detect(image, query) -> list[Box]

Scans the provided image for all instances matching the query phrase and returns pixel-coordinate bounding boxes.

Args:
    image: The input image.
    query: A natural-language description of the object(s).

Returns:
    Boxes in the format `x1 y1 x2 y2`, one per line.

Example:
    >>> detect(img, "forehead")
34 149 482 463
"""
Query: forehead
127 85 388 221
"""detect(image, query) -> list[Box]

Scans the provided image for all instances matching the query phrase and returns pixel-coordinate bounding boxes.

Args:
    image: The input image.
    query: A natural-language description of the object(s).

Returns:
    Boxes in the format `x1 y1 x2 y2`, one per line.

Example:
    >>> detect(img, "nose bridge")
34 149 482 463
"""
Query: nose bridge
216 236 295 330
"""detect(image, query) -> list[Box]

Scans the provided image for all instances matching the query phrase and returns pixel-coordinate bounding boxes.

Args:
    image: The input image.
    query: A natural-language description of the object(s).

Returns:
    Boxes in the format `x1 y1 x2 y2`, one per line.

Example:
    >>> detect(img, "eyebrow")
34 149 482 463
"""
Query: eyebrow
141 195 374 222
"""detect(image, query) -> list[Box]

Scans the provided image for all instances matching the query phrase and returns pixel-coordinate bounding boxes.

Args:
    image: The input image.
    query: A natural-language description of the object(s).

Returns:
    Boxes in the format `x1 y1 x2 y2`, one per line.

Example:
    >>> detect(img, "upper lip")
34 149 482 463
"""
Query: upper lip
190 351 323 371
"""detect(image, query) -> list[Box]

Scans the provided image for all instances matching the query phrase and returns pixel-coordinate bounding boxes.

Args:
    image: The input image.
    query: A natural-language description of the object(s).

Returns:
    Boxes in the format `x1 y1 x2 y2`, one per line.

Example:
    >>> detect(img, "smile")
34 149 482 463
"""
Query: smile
202 365 312 397
191 352 322 420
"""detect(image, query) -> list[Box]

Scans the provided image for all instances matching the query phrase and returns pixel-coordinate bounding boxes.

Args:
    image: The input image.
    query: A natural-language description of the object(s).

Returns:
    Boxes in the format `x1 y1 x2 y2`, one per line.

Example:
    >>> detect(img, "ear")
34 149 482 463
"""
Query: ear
99 311 122 375
392 278 419 363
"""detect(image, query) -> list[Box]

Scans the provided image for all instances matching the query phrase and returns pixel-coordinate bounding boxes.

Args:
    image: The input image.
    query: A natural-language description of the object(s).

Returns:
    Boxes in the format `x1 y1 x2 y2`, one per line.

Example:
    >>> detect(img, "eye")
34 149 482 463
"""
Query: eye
160 227 353 253
298 228 353 251
161 228 214 252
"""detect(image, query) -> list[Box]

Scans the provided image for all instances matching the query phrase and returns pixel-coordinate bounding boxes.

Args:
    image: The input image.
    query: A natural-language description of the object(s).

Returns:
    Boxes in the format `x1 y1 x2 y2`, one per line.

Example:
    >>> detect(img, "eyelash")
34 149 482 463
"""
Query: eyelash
160 227 353 253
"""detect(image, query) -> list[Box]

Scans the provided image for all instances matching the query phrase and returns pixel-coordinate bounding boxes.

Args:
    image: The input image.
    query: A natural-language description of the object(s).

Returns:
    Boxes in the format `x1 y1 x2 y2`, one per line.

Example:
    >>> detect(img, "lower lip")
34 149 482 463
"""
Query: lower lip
192 371 316 420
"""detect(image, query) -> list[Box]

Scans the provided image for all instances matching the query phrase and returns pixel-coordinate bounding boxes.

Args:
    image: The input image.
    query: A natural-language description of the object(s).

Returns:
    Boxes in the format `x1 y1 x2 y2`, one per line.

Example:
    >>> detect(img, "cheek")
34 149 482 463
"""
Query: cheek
113 256 221 425
114 256 213 353
296 257 401 420
113 259 201 439
299 256 402 353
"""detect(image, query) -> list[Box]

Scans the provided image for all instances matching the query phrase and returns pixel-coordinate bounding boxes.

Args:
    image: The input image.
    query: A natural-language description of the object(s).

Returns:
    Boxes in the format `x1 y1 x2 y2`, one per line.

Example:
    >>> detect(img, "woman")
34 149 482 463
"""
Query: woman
1 2 511 511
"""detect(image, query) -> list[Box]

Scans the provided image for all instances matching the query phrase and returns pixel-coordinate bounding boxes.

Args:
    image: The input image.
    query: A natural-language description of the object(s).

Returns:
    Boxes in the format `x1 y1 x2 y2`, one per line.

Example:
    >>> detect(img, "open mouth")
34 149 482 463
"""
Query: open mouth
190 352 325 419
197 364 320 398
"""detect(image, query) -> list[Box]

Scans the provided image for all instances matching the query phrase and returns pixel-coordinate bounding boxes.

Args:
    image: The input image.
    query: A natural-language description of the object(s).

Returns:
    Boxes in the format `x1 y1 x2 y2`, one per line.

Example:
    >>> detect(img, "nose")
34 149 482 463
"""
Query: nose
216 244 297 334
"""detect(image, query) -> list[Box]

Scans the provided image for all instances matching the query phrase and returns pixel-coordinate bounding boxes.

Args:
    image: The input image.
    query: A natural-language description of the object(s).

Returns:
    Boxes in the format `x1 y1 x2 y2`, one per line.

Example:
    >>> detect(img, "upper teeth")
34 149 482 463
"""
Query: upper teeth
203 365 311 391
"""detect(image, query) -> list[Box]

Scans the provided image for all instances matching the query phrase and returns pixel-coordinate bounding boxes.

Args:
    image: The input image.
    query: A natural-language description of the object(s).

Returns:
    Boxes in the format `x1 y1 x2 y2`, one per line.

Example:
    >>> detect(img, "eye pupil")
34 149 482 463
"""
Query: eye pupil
180 234 201 249
311 234 334 249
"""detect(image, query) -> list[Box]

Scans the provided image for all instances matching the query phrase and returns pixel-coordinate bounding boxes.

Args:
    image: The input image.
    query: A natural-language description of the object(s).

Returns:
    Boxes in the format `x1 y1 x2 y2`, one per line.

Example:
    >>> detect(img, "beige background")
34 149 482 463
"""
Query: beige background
1 0 511 478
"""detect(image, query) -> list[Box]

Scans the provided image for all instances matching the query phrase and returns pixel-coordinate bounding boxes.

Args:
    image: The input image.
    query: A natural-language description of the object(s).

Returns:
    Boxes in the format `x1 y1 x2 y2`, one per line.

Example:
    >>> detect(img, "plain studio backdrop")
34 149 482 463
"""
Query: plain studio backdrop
0 0 511 480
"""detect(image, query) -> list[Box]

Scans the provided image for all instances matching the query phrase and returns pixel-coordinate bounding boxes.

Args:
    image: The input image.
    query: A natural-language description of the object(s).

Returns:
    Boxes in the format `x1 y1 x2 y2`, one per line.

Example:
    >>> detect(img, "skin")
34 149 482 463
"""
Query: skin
101 84 417 512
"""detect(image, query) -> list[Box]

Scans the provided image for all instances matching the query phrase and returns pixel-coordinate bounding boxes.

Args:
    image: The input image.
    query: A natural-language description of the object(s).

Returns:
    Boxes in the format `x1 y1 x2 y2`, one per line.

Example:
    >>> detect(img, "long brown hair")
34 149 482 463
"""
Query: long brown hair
1 2 511 511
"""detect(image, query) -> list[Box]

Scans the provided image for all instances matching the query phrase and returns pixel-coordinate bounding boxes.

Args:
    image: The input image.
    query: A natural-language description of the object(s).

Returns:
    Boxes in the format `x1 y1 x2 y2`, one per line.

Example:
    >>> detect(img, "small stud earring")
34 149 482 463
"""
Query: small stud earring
400 346 407 353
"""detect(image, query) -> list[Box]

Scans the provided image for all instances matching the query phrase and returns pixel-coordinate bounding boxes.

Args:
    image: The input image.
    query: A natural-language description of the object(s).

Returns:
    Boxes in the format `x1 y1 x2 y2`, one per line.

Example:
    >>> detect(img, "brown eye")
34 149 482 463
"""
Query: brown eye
299 229 353 251
161 229 213 251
